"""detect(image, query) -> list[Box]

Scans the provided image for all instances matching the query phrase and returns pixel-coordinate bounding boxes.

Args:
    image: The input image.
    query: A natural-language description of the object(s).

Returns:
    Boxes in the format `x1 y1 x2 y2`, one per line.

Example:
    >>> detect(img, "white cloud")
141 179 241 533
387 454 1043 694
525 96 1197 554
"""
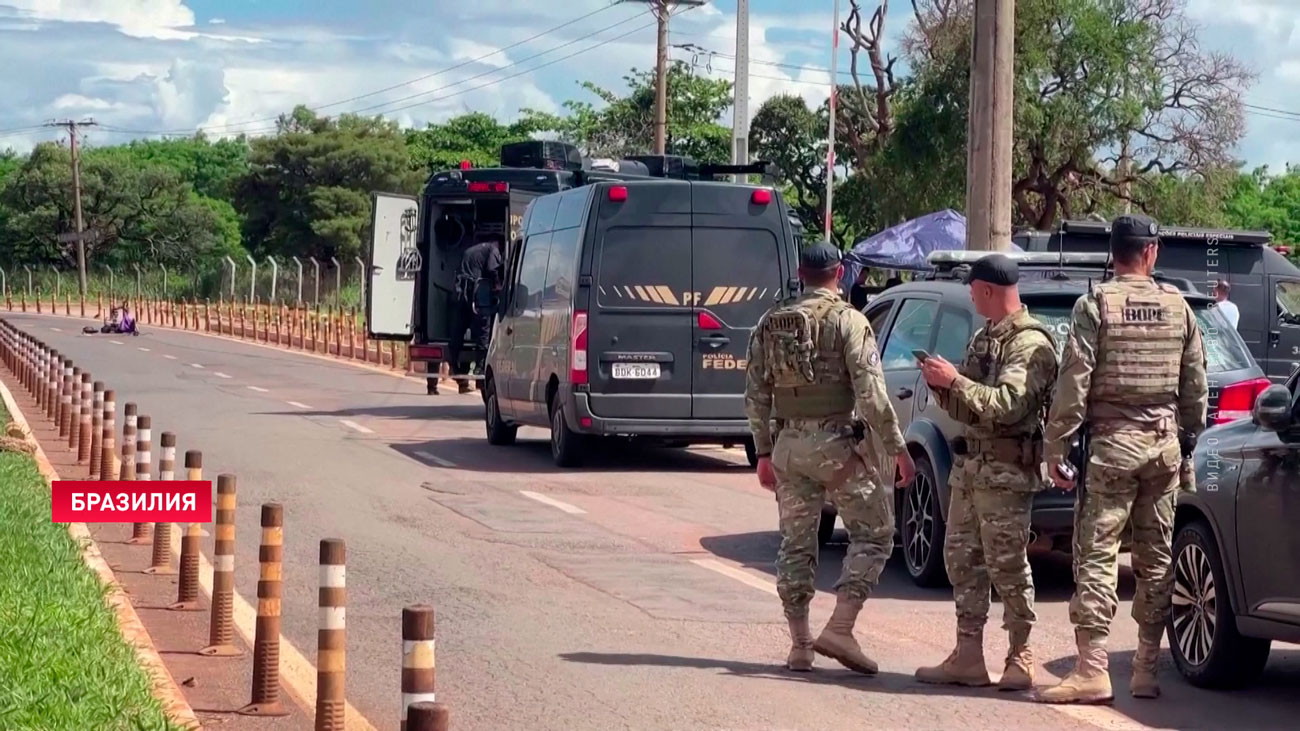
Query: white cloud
209 17 225 25
5 0 197 39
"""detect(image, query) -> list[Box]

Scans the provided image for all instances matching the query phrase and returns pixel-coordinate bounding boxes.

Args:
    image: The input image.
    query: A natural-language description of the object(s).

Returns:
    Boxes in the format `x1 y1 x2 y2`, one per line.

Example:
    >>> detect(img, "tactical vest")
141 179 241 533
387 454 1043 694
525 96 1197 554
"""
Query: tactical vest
949 315 1058 429
763 295 855 418
1091 279 1186 406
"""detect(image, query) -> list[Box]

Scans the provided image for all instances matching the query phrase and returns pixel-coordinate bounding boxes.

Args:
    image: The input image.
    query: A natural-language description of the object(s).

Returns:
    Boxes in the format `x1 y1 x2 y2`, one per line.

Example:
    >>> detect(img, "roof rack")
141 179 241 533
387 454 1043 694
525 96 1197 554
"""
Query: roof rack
927 250 1112 269
1059 220 1272 246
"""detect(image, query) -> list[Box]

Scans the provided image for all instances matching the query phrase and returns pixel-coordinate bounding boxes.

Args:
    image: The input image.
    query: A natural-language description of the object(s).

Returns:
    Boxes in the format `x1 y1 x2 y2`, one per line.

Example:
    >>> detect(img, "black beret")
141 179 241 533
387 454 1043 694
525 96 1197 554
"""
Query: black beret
799 241 843 271
963 253 1019 286
1110 214 1160 245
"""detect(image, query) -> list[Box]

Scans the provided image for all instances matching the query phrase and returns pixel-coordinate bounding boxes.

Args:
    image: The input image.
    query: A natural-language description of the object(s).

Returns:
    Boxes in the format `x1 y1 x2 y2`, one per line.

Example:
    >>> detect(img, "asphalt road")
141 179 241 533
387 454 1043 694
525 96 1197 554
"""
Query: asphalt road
10 312 1299 730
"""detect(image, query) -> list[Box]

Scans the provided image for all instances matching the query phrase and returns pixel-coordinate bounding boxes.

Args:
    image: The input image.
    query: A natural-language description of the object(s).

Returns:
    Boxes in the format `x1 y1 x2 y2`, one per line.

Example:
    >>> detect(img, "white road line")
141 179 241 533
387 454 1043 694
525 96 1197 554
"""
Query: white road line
213 372 232 379
413 450 456 468
286 401 312 409
519 490 586 515
163 354 177 360
110 340 124 345
247 386 269 393
50 327 62 332
690 558 779 596
339 419 373 434
190 363 204 369
138 347 151 352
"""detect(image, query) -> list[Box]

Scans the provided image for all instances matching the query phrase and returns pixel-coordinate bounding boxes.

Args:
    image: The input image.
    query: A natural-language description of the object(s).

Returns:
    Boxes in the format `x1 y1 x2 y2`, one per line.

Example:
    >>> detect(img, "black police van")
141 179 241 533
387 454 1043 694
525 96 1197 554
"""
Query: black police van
1017 220 1300 382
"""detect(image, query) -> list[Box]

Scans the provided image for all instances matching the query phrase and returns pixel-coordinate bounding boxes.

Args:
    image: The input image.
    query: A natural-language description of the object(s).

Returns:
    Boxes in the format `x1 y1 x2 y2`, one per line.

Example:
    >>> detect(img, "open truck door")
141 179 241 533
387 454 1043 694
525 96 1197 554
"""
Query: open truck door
367 192 420 340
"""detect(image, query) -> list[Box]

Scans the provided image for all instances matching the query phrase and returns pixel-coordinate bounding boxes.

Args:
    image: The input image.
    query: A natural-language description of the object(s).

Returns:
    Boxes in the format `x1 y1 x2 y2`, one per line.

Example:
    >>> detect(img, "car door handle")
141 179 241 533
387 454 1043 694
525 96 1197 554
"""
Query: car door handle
698 334 730 349
1270 330 1281 345
505 326 513 335
896 387 914 400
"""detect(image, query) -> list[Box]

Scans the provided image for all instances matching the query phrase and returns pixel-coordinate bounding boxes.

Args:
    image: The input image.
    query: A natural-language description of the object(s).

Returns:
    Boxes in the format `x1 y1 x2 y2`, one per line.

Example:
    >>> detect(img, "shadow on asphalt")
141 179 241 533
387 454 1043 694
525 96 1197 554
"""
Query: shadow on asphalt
697 532 1136 604
262 403 485 422
391 436 747 474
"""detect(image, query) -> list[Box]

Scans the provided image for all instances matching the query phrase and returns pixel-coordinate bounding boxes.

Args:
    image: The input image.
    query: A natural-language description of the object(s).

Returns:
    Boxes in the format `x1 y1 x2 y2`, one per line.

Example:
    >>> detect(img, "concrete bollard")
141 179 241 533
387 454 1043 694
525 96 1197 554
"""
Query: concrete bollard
77 373 93 464
238 502 289 717
128 415 153 545
406 702 450 731
67 366 83 450
144 432 177 575
316 538 347 731
89 382 104 478
100 390 116 481
119 403 137 482
45 350 59 421
401 605 436 731
169 451 204 611
201 474 241 656
58 361 73 438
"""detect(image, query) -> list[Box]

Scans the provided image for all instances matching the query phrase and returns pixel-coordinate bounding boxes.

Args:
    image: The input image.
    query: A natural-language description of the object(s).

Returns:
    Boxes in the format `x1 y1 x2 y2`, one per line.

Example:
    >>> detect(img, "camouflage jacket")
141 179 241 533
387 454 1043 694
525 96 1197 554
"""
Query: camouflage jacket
744 287 906 457
1044 275 1209 468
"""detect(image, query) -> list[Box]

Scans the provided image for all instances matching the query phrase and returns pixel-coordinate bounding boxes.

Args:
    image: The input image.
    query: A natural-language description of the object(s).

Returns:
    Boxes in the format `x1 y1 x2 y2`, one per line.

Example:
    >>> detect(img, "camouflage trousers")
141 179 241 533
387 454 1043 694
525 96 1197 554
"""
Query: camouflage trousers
772 418 894 619
944 456 1037 638
1070 430 1180 641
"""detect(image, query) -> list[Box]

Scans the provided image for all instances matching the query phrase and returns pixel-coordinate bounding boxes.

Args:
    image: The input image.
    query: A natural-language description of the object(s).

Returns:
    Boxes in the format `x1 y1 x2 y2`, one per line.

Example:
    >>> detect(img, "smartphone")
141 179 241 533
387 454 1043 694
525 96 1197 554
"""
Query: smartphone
912 349 931 363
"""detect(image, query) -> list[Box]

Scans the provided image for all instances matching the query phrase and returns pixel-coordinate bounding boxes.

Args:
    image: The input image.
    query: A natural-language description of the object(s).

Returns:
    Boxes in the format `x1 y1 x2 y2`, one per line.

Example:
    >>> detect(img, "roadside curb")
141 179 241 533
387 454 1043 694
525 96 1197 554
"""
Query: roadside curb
0 378 203 731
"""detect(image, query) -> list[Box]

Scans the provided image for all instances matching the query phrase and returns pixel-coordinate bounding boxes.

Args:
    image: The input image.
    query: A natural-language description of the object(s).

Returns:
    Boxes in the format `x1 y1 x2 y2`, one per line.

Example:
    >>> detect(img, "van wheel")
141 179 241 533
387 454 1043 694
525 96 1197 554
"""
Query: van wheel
1168 520 1271 688
550 404 586 467
818 506 838 546
744 439 759 467
901 453 948 587
484 381 517 446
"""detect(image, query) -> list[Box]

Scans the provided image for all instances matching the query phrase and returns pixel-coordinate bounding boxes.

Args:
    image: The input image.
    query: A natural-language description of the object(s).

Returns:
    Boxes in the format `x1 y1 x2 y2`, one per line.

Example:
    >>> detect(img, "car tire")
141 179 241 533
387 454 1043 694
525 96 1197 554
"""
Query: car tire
484 380 517 447
744 438 759 468
550 403 586 468
818 506 837 546
901 453 948 588
1167 520 1272 688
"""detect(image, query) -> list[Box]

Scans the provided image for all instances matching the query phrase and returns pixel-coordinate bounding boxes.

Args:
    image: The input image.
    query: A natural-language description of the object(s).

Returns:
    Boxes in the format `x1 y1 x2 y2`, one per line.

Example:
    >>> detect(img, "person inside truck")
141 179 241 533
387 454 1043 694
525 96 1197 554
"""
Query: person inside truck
1214 280 1240 329
446 233 504 390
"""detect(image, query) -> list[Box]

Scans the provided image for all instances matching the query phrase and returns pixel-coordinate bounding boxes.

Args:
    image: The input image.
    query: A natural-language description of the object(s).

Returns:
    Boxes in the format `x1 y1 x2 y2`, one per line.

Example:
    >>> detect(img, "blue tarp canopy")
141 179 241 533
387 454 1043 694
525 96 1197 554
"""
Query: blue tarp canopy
840 209 1022 287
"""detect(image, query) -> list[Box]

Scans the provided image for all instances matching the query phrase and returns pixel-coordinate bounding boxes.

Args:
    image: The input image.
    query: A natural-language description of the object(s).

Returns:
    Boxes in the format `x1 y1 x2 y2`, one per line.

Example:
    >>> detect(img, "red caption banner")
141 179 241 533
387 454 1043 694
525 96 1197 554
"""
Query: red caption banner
51 481 213 523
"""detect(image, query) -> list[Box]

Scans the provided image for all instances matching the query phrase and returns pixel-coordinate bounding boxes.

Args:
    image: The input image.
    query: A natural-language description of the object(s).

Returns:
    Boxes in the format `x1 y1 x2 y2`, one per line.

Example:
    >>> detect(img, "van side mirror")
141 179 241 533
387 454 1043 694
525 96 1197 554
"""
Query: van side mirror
1252 384 1294 432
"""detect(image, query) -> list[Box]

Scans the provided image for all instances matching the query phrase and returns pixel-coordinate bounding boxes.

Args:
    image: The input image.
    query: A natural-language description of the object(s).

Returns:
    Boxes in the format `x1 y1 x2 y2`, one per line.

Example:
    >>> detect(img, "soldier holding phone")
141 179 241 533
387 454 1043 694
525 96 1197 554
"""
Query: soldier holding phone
913 254 1060 691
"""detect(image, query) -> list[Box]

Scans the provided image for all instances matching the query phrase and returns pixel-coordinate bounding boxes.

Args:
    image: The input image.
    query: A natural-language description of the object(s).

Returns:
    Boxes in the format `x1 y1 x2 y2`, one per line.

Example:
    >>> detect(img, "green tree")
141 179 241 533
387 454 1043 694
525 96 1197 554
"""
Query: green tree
1222 166 1300 244
750 94 833 242
233 106 423 261
406 112 551 173
110 135 249 200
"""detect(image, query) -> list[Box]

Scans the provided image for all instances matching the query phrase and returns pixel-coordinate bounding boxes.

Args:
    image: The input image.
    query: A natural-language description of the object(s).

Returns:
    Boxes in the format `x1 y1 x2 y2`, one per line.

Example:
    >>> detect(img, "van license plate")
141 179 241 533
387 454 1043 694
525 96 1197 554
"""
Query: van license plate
612 363 660 379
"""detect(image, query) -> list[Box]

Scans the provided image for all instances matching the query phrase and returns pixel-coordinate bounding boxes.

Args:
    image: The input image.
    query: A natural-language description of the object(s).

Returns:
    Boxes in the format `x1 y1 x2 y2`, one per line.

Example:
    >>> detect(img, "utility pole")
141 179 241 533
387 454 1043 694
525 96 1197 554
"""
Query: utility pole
732 0 750 181
624 0 706 155
46 118 98 293
964 0 1014 251
825 0 841 242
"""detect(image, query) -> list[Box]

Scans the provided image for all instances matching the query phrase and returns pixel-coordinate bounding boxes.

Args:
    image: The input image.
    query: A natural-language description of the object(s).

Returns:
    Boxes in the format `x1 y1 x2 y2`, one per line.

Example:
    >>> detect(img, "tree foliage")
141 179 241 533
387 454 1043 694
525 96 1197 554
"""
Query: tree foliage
406 112 547 172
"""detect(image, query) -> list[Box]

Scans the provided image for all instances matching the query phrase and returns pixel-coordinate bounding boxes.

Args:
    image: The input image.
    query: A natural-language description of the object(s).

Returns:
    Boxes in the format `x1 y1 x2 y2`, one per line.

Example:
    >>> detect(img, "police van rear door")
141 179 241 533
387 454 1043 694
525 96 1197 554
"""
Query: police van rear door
690 183 791 419
585 181 695 419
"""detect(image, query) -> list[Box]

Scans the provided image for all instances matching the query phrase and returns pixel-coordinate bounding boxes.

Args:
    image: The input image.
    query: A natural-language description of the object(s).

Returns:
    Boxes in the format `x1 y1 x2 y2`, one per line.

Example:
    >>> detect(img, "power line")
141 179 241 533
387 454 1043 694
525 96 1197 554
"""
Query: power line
1244 103 1300 120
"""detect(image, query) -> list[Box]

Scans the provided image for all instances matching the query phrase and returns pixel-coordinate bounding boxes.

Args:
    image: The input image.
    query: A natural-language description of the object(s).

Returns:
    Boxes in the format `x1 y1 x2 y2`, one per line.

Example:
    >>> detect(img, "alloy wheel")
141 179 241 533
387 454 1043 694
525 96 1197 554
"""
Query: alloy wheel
1171 542 1217 667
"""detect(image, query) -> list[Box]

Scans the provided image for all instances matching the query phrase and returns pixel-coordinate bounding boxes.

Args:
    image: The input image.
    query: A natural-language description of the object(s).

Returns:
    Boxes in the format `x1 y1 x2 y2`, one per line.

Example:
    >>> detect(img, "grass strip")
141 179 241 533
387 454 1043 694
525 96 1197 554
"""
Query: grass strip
0 402 180 731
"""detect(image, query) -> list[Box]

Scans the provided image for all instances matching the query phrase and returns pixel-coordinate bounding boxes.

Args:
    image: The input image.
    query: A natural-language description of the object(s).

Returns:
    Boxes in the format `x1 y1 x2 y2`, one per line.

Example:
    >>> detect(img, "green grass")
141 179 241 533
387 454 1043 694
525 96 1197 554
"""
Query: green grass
0 403 181 731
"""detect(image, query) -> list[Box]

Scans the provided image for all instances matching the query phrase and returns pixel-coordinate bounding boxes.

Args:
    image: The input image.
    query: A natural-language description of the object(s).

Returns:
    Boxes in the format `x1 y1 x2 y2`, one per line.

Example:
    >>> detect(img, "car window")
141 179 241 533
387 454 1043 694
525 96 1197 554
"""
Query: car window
880 299 938 371
1277 280 1300 324
595 226 691 309
511 233 551 317
933 308 972 363
1025 301 1253 374
693 226 783 325
866 301 893 336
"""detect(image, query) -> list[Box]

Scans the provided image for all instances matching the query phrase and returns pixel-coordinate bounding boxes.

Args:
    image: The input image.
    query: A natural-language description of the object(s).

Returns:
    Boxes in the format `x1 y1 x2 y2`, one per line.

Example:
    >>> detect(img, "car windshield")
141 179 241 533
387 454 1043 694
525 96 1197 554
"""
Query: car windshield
1024 301 1252 374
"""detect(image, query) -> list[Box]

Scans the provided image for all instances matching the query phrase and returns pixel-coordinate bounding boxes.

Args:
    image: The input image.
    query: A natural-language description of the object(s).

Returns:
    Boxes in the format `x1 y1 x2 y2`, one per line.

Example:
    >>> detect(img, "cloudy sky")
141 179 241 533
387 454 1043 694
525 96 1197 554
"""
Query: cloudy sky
0 0 1297 171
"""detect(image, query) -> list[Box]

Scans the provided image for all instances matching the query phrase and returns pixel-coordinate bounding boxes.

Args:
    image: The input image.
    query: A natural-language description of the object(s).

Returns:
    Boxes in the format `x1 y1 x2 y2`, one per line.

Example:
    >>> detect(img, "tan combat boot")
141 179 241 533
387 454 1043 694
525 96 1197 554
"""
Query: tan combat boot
813 594 878 674
999 627 1034 691
1036 630 1114 704
914 630 992 686
1130 624 1163 699
786 616 815 672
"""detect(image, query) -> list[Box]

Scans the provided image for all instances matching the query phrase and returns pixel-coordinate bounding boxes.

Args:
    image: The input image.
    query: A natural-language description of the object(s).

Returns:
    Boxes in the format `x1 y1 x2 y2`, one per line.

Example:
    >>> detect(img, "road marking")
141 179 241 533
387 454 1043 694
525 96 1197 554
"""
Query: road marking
110 340 124 345
247 386 269 393
138 347 151 352
213 372 232 379
190 363 204 369
286 401 312 409
519 490 586 515
165 530 378 730
414 450 456 468
163 354 177 360
340 419 373 434
50 327 62 332
690 558 779 596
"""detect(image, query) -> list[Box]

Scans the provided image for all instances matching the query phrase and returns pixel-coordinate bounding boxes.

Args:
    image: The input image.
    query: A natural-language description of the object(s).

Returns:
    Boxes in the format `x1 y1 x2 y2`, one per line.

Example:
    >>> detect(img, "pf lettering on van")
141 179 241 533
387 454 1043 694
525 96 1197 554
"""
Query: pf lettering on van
702 353 747 370
599 284 771 306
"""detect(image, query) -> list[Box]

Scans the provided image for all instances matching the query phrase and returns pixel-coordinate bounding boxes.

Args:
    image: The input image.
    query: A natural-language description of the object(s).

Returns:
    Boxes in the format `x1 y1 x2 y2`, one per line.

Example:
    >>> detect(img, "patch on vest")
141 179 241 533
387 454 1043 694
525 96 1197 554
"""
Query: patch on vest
868 349 879 366
1123 305 1165 323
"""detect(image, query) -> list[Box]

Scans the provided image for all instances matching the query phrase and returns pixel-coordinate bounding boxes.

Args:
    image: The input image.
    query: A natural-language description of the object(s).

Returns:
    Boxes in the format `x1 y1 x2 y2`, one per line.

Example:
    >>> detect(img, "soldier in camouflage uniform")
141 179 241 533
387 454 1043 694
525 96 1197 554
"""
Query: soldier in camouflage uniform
745 241 916 674
1038 215 1208 704
913 254 1059 691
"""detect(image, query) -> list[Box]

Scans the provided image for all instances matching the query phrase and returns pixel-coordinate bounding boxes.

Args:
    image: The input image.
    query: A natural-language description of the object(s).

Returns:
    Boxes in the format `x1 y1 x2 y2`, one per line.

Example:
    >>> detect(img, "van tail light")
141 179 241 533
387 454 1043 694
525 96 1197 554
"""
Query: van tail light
608 185 628 202
697 311 723 330
1215 377 1270 424
468 181 509 193
570 310 588 385
409 345 444 361
751 189 772 205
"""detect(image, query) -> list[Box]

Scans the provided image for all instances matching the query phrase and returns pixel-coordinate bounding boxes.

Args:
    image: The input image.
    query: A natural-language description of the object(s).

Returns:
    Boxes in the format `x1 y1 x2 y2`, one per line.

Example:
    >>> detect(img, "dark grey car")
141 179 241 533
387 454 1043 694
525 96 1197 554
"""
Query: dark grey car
1170 372 1300 688
837 264 1266 587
